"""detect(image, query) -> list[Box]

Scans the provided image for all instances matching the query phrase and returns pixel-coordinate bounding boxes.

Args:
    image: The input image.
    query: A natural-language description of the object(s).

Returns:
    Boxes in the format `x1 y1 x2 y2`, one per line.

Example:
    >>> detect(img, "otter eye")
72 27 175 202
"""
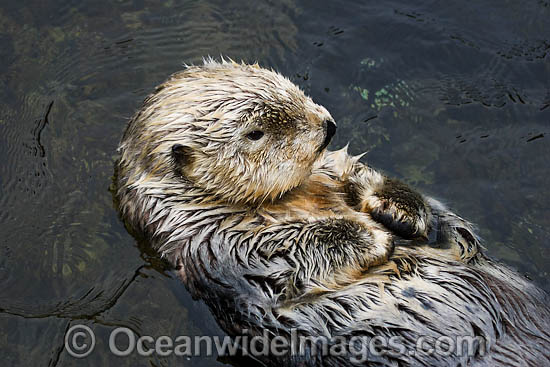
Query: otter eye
246 130 264 141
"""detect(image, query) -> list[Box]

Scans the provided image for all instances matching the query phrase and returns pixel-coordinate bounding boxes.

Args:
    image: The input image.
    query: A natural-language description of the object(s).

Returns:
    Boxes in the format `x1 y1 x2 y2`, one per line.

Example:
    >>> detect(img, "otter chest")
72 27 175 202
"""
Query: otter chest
259 175 380 231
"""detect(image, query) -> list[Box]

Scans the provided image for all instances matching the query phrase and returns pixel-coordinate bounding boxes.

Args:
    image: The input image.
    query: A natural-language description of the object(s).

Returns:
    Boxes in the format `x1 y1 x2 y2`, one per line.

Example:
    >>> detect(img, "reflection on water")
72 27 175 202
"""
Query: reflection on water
0 0 548 365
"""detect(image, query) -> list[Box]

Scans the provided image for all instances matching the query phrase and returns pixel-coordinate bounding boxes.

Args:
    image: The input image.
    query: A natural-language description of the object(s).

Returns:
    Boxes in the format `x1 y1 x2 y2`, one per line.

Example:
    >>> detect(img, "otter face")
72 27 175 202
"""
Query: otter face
120 59 335 205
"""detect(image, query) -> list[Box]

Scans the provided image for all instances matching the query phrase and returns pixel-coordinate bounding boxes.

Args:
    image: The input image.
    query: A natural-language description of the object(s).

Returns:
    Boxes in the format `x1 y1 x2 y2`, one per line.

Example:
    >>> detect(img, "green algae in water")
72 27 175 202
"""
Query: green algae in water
352 79 416 111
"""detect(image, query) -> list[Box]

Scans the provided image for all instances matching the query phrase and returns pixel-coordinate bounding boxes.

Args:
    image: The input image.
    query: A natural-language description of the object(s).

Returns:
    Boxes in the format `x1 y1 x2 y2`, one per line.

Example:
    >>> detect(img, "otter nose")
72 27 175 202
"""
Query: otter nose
319 119 337 151
325 119 336 142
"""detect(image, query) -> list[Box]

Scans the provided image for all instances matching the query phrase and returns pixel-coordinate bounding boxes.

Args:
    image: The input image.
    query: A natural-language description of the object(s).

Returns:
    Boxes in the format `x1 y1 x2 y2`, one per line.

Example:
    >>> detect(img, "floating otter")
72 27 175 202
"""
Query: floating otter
116 59 550 366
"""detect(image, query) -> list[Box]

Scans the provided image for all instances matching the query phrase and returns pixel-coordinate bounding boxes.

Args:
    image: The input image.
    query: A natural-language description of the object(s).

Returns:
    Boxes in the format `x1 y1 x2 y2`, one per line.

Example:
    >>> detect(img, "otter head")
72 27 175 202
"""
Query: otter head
119 59 336 206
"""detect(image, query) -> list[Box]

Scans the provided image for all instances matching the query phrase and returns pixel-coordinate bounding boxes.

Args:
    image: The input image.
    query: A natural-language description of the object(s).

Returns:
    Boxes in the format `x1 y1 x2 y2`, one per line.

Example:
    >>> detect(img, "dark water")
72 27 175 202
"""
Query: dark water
0 0 548 365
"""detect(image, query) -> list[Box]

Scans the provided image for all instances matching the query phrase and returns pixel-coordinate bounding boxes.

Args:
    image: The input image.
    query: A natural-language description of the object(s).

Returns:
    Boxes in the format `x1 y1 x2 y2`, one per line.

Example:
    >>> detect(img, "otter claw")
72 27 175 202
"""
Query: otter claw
370 205 429 239
363 178 431 239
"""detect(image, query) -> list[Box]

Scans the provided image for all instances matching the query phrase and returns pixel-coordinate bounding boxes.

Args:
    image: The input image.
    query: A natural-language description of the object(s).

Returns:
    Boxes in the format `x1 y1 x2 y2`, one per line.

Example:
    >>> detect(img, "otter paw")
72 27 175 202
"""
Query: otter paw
362 178 430 239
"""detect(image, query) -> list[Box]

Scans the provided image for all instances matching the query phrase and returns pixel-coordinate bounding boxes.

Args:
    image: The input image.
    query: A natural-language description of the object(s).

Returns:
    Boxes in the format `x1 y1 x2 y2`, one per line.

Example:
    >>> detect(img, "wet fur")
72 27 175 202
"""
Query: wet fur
116 60 550 366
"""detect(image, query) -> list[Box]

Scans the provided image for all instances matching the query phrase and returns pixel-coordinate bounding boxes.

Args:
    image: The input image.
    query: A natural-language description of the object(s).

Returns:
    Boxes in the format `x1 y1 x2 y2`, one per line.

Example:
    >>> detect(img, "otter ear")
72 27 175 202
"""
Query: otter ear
171 144 193 169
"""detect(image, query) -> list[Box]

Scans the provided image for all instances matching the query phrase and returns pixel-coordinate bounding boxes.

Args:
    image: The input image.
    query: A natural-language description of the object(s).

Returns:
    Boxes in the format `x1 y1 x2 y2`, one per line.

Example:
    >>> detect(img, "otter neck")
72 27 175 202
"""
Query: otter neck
123 176 274 264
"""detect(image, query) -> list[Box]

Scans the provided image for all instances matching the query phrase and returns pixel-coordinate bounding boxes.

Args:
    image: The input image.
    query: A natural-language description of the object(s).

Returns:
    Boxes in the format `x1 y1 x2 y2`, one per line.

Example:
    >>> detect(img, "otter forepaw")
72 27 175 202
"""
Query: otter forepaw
362 178 431 240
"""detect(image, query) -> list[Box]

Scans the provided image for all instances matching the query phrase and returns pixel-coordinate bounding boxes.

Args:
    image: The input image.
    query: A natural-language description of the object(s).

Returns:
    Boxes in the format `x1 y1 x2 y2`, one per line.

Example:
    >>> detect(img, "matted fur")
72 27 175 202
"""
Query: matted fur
116 59 550 366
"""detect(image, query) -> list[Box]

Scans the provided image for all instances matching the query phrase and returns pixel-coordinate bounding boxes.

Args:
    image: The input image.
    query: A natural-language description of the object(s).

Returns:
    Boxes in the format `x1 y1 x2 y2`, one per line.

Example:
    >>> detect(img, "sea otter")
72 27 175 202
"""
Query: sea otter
116 59 550 366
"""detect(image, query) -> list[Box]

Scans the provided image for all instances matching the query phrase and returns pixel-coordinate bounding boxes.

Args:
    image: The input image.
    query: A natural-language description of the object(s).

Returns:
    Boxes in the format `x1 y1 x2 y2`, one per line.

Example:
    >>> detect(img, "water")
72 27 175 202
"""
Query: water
0 0 548 365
